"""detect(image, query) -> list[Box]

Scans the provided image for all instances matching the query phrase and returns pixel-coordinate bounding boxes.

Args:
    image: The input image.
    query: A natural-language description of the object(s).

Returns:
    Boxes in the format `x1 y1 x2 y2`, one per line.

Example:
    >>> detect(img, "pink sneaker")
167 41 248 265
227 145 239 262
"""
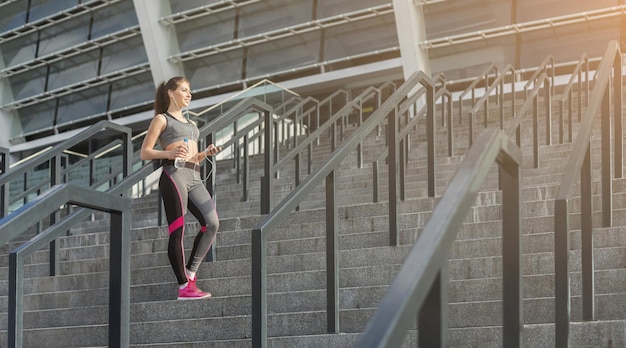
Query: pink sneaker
187 275 196 288
177 281 211 300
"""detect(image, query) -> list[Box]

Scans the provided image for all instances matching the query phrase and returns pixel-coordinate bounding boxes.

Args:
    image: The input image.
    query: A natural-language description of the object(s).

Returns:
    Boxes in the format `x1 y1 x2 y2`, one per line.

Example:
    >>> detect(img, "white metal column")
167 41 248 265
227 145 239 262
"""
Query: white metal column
392 0 431 79
0 55 20 149
133 0 184 85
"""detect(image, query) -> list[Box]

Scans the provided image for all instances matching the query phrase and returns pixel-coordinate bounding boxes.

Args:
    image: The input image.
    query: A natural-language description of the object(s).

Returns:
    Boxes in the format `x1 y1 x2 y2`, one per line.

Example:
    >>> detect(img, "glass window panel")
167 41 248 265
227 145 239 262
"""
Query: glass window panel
10 68 47 100
176 12 235 51
323 15 398 61
518 0 616 22
519 21 619 68
1 32 37 67
19 101 55 134
91 1 139 38
38 17 90 56
28 0 79 22
170 0 225 14
424 0 510 39
429 37 513 80
48 52 99 90
108 73 154 111
238 0 312 37
100 36 147 74
0 1 28 32
56 86 108 125
246 32 319 77
185 51 243 88
316 0 387 18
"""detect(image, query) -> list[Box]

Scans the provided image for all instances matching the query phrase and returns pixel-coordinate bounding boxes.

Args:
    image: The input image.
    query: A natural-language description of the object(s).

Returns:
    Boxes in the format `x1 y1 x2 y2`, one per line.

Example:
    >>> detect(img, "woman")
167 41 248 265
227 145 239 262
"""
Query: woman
140 76 221 300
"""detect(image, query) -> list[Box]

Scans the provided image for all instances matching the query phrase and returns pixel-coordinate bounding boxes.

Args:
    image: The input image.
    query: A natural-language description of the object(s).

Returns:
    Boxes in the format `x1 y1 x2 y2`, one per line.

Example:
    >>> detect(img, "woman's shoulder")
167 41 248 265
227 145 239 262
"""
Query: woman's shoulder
147 113 167 131
153 113 168 123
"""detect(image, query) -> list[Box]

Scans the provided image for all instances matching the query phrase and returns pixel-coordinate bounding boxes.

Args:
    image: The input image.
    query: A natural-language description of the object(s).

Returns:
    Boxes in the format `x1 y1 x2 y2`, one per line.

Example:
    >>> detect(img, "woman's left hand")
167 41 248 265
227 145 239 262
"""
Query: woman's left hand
205 144 222 157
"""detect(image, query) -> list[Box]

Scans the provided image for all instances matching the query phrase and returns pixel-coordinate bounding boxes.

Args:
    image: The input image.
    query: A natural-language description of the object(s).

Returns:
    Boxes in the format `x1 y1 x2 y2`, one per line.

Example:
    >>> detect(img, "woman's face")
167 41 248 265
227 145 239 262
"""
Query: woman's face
170 81 192 109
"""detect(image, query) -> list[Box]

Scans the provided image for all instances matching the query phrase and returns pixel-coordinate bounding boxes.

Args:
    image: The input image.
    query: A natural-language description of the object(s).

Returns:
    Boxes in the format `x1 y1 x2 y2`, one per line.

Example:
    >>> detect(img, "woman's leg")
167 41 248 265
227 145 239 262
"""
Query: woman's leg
186 184 219 276
159 168 189 285
160 167 212 300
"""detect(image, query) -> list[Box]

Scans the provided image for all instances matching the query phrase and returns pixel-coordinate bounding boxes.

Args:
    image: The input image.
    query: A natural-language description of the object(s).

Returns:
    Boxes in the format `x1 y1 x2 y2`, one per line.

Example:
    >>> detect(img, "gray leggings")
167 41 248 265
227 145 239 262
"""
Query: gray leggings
160 164 218 285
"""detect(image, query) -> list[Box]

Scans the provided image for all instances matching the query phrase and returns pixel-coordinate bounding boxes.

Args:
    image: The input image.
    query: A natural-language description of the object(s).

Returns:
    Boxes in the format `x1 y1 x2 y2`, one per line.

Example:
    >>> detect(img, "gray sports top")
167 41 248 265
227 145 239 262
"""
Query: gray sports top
158 112 200 148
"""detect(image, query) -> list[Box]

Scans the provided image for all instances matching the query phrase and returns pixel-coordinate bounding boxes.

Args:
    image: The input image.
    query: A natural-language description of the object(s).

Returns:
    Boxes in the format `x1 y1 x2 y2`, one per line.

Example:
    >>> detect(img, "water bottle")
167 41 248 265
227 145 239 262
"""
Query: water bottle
174 138 188 168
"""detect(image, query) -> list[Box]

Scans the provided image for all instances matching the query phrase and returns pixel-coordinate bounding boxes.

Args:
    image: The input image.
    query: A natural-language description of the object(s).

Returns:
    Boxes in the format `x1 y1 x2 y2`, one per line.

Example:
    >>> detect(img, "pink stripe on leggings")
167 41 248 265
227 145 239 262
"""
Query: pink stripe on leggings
168 216 185 234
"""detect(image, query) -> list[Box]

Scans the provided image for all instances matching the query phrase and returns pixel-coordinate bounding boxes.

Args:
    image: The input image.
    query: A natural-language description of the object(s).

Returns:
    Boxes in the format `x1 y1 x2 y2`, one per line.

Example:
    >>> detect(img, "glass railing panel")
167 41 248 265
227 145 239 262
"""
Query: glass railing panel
189 79 300 123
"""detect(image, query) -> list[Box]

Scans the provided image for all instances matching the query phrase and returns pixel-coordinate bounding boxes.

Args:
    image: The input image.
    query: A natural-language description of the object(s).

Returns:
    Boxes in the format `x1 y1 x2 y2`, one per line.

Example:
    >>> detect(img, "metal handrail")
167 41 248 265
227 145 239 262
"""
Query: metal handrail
0 120 132 278
458 63 499 124
272 84 394 199
317 89 349 141
357 128 522 347
197 82 388 212
506 73 552 169
523 55 555 96
199 97 275 214
274 96 318 149
371 85 429 203
437 86 454 155
274 89 352 181
556 53 590 143
0 183 132 348
10 139 123 206
250 70 435 347
468 65 516 145
1 75 399 347
0 120 132 216
553 40 623 348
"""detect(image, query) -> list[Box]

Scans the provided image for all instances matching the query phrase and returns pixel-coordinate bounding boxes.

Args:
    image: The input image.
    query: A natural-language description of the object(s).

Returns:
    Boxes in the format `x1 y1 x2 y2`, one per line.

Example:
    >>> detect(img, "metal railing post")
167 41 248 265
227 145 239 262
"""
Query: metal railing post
554 198 571 348
1 147 9 218
109 203 132 348
261 109 273 215
613 54 623 179
544 79 552 146
418 266 448 347
554 40 621 347
8 252 24 347
426 83 436 198
326 170 339 333
601 82 613 228
49 155 61 276
388 105 399 246
581 144 594 321
357 129 522 348
3 184 132 348
251 227 267 348
243 135 249 202
500 146 522 348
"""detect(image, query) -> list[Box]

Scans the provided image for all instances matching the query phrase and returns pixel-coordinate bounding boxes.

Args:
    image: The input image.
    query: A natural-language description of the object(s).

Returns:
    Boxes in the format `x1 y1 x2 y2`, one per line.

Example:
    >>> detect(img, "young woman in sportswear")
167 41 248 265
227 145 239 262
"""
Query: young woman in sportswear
140 76 221 300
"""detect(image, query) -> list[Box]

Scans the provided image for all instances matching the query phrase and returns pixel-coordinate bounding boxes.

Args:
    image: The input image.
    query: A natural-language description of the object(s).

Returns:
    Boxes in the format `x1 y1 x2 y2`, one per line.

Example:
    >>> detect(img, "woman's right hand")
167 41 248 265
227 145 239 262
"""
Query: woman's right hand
172 144 188 159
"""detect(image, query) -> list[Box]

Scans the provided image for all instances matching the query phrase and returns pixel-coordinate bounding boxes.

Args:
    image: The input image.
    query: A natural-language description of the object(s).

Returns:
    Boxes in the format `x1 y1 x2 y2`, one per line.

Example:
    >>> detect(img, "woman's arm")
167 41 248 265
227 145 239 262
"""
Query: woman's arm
195 144 222 162
140 114 176 161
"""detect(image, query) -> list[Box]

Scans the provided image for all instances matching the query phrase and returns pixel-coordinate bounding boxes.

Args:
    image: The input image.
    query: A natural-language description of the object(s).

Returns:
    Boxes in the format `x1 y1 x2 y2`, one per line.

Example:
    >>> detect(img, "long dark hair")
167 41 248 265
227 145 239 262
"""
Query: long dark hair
153 76 188 115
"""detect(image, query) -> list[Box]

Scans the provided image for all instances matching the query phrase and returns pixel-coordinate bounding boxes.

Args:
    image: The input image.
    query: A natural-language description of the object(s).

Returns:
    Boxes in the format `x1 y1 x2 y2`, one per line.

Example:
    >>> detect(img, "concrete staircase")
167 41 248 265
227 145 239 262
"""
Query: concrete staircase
1 87 626 347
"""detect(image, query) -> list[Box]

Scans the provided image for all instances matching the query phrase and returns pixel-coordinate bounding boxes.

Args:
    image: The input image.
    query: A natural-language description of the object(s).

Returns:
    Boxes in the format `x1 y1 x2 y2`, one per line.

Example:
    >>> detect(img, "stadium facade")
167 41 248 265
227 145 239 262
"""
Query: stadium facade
1 0 624 161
